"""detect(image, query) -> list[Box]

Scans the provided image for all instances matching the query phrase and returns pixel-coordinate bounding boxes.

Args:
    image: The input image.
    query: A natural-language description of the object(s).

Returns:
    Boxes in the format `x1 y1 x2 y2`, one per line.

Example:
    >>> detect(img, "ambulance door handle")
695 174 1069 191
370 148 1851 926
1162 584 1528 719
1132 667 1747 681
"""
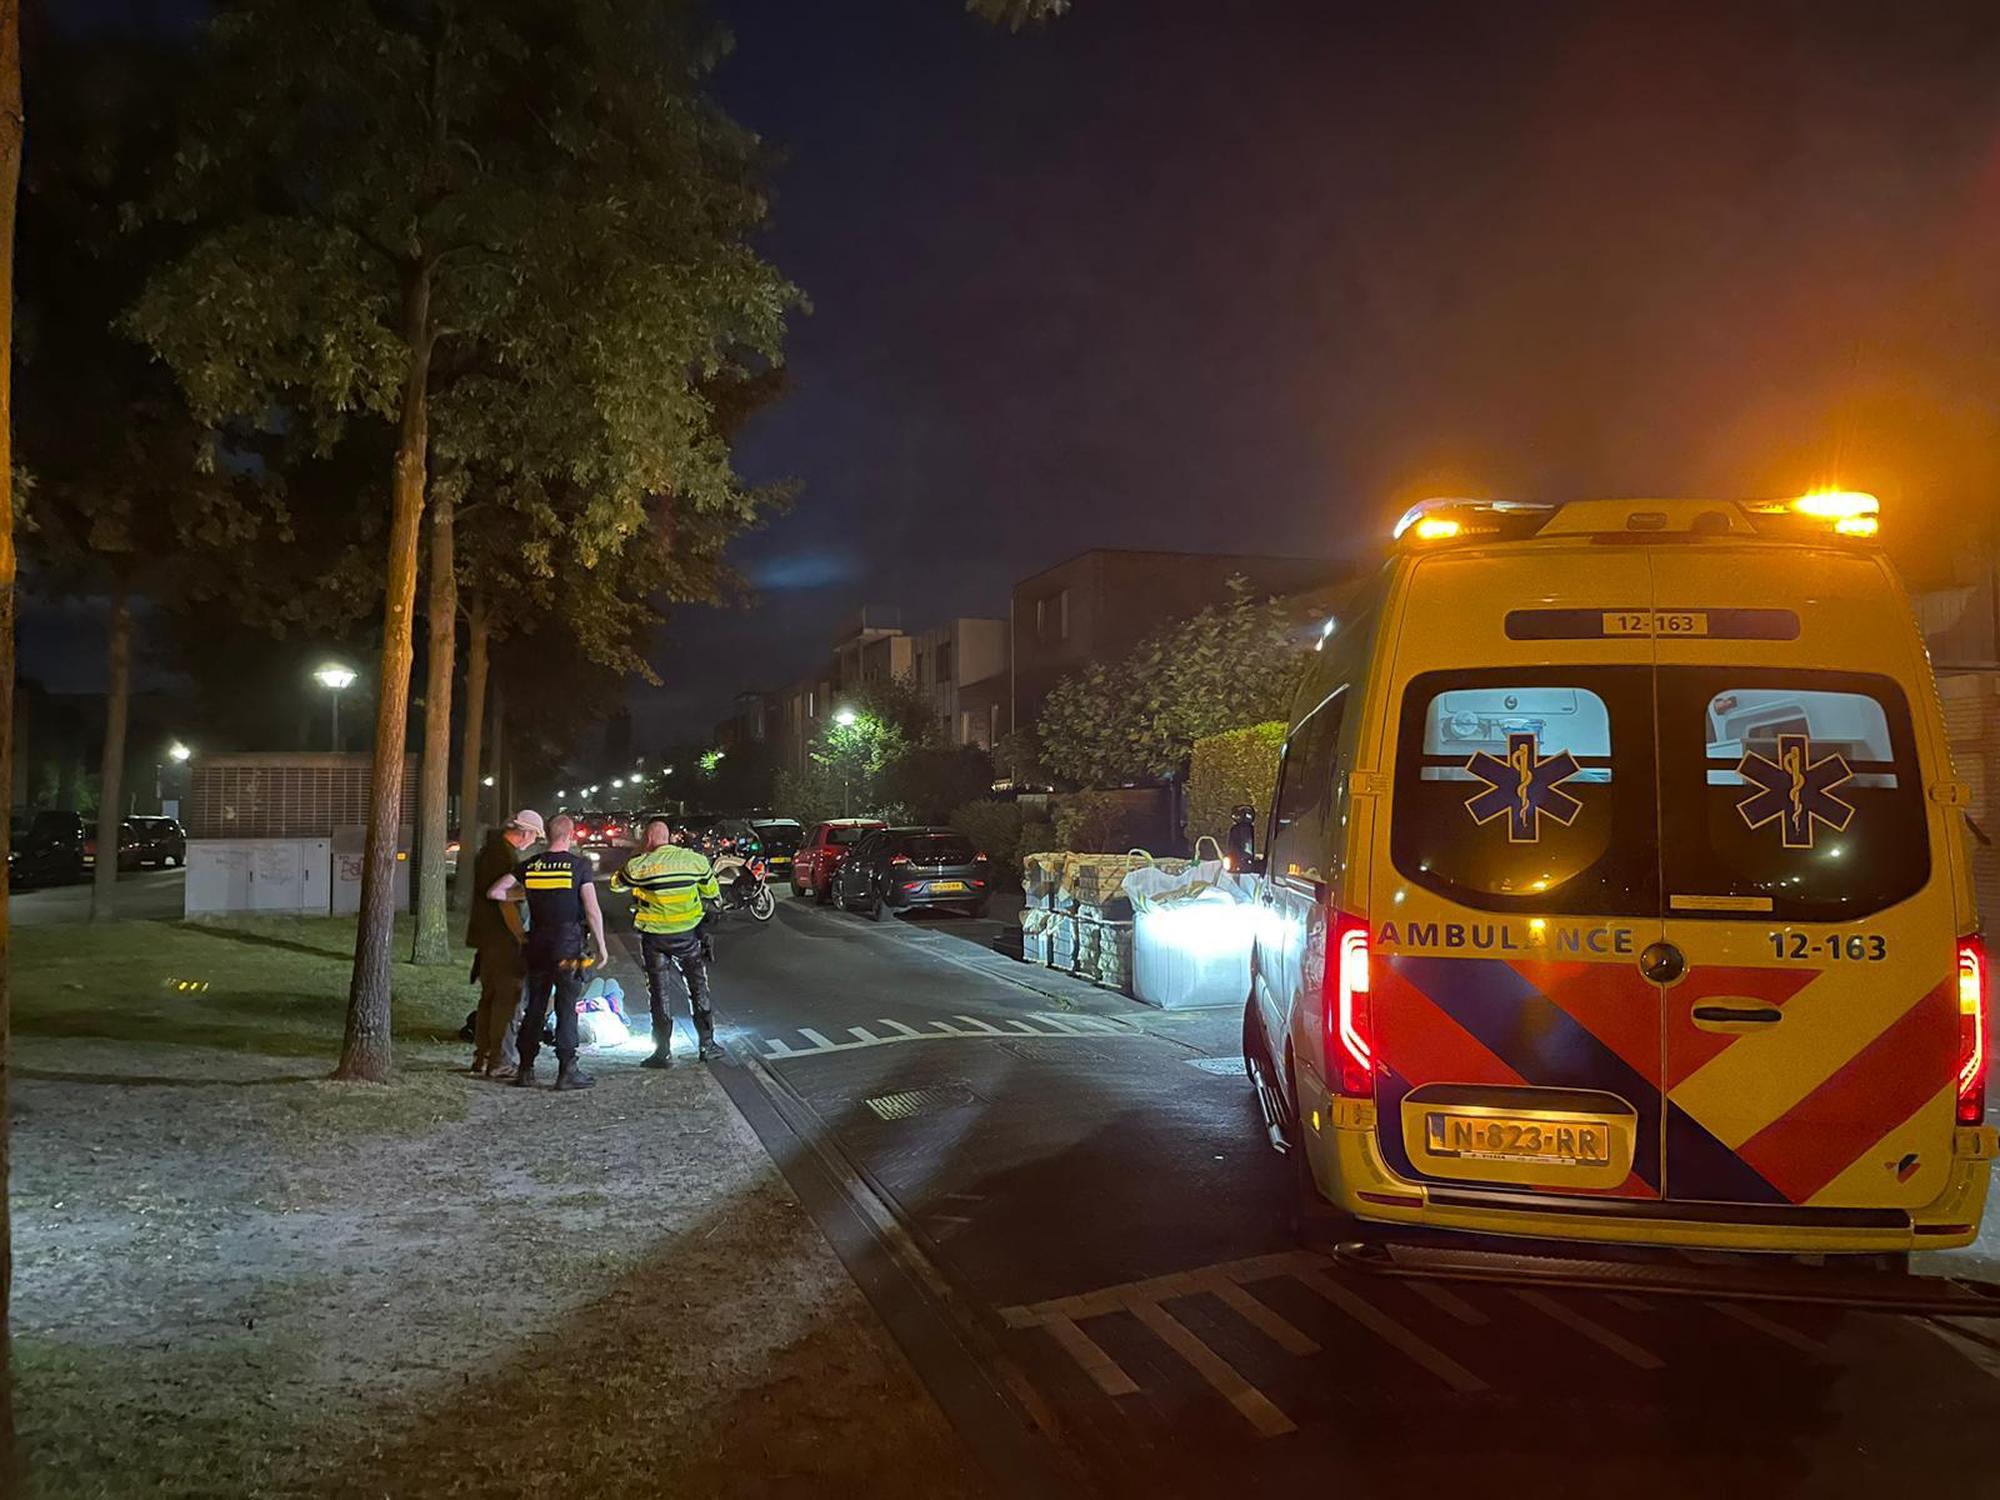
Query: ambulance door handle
1691 1002 1784 1033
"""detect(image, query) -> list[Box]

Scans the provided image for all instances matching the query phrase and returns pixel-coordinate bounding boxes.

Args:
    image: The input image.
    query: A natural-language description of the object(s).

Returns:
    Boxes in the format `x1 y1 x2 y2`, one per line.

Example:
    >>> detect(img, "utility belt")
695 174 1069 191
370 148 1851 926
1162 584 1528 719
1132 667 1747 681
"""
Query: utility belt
525 922 586 964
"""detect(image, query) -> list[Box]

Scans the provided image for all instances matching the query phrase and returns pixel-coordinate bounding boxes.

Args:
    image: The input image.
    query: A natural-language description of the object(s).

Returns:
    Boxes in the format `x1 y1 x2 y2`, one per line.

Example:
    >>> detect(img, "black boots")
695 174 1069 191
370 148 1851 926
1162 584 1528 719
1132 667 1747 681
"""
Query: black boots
697 1038 725 1063
510 1060 536 1087
640 1048 673 1069
554 1058 596 1091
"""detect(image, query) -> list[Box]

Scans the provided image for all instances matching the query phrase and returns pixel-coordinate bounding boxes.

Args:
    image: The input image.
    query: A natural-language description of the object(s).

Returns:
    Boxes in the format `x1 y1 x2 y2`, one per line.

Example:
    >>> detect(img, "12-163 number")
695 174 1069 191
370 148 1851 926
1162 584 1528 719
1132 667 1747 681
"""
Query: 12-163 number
1767 932 1886 962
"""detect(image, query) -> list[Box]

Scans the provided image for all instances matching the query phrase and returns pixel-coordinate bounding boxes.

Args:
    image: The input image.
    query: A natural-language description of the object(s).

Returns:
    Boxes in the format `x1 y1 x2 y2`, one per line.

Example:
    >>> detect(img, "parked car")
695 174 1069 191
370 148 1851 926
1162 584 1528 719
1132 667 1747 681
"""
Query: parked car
833 826 990 920
123 815 187 868
750 818 803 881
12 810 89 887
791 818 886 903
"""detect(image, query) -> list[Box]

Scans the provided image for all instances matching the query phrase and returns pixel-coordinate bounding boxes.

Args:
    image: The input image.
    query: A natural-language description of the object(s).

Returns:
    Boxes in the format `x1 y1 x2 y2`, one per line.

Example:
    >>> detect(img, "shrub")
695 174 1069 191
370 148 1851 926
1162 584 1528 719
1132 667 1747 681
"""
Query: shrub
950 800 1024 885
1053 790 1132 853
1018 817 1058 858
1187 721 1285 849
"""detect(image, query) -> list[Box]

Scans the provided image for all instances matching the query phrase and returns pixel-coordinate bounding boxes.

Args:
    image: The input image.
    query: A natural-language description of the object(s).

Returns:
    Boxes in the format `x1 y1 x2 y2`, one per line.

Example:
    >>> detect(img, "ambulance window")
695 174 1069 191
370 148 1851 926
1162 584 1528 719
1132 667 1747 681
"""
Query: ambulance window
1661 672 1927 919
1270 689 1347 881
1391 670 1657 915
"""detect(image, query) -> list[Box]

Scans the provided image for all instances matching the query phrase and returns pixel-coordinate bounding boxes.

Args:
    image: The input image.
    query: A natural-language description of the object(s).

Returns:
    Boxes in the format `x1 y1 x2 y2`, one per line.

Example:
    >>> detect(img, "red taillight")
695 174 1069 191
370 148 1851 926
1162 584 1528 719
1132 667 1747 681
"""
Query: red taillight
1323 911 1373 1097
890 854 909 867
1959 935 1987 1126
83 838 96 856
976 851 989 863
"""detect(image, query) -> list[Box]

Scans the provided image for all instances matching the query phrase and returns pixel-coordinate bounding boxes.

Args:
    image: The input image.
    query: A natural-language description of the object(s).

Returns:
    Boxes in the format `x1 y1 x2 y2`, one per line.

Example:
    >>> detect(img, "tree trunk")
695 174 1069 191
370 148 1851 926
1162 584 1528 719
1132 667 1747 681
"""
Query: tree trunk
486 680 504 820
0 0 24 1479
450 596 488 914
90 588 132 922
411 490 455 964
335 260 435 1083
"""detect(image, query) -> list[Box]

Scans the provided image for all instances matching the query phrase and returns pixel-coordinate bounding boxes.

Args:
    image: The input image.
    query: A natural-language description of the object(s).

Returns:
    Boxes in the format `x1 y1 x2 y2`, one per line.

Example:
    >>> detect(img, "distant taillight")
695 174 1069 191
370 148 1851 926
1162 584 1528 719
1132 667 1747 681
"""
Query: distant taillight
1323 911 1373 1097
890 854 909 867
1959 935 1988 1126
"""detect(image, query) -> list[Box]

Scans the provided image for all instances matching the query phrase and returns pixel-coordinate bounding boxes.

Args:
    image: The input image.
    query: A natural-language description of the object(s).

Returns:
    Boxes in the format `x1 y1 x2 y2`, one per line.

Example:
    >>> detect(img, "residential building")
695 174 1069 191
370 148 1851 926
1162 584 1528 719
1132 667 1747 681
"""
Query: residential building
912 616 1008 749
771 608 1008 774
1008 548 1354 735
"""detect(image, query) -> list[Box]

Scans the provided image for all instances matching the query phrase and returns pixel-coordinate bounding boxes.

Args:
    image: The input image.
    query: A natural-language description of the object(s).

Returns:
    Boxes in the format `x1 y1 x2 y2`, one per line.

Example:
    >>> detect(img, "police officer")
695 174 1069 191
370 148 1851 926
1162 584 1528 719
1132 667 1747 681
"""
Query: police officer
611 817 723 1065
487 812 610 1091
465 809 544 1078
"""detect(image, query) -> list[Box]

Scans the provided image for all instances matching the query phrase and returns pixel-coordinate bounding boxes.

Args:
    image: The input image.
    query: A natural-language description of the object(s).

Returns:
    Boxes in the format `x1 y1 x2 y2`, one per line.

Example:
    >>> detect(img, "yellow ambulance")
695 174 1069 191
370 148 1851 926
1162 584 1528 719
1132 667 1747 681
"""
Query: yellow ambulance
1244 492 1995 1255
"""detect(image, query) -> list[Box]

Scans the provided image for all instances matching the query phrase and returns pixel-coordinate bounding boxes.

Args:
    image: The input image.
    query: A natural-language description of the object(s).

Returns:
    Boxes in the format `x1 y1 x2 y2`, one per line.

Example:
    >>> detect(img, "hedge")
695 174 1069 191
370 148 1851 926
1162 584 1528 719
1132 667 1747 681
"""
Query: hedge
1186 721 1285 849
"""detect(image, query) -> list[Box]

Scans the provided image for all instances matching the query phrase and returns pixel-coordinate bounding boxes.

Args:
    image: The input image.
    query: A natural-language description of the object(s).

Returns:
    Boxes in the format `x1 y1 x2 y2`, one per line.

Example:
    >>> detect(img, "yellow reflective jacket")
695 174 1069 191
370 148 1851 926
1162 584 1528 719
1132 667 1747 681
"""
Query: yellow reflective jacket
611 843 720 935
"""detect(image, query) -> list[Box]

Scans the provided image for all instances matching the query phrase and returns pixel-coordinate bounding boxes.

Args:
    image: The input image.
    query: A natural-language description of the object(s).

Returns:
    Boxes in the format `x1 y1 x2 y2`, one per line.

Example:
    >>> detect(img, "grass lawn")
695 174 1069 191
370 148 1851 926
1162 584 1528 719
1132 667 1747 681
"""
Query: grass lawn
9 913 979 1499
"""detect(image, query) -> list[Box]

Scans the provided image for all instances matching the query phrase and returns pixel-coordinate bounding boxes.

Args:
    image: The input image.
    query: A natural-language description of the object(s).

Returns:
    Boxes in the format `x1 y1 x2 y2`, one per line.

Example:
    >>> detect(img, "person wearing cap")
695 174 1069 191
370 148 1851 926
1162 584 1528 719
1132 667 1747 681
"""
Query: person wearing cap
465 810 544 1078
488 812 610 1091
611 817 723 1065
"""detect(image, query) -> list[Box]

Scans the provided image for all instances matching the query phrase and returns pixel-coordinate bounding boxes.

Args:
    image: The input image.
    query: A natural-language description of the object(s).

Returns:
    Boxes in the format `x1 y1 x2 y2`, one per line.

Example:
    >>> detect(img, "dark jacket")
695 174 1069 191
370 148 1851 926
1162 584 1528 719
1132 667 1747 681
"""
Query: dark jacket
465 831 521 950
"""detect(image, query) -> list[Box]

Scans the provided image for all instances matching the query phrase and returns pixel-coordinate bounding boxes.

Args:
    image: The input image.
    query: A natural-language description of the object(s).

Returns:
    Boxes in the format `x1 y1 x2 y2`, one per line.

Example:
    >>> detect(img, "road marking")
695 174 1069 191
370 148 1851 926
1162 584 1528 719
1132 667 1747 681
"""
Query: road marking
1514 1290 1664 1371
1606 1293 1652 1314
1129 1300 1297 1437
1406 1278 1490 1326
1210 1279 1320 1356
1044 1315 1140 1398
1298 1269 1489 1393
752 1010 1146 1061
1708 1300 1825 1355
1000 1251 1330 1435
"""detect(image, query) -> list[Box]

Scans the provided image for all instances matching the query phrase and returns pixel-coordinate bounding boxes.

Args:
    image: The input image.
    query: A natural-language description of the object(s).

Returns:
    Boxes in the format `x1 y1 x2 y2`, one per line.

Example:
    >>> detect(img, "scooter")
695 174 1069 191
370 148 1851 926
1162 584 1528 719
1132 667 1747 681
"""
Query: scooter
711 849 776 922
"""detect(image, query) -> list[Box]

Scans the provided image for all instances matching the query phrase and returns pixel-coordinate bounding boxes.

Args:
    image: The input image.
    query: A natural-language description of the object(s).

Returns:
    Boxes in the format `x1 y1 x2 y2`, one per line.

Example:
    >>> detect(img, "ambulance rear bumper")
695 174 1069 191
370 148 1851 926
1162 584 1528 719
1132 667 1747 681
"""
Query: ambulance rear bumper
1310 1093 1996 1255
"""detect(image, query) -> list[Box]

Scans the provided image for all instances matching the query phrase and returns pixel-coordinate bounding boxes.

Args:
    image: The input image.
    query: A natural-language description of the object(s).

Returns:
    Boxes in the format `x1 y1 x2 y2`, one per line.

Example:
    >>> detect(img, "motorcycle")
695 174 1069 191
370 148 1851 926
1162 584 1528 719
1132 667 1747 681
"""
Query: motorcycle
710 849 776 922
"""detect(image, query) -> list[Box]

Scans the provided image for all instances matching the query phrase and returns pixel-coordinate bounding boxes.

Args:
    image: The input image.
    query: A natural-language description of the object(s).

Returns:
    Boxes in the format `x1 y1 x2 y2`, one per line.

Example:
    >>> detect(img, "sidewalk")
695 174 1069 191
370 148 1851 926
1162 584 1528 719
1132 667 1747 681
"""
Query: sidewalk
11 916 983 1499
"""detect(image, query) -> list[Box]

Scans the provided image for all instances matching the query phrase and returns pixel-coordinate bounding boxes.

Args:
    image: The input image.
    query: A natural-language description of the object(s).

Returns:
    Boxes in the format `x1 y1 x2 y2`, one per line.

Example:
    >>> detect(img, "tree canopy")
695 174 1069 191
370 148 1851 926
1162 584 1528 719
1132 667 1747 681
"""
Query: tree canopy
130 0 798 1077
1037 579 1307 787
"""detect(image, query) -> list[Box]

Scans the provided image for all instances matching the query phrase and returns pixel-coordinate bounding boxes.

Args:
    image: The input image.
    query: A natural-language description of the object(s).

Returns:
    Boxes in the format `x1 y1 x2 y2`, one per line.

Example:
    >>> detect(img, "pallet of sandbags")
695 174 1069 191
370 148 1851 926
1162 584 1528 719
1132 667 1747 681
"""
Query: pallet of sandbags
1021 851 1070 911
1088 916 1136 1000
1019 906 1058 966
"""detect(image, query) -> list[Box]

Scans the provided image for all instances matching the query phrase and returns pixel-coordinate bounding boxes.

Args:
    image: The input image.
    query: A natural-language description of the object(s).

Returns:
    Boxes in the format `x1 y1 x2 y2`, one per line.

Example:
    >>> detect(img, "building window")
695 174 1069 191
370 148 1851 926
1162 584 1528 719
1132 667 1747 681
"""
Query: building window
806 690 816 718
958 710 972 744
990 703 1000 746
1057 589 1070 640
938 642 953 683
1035 597 1047 640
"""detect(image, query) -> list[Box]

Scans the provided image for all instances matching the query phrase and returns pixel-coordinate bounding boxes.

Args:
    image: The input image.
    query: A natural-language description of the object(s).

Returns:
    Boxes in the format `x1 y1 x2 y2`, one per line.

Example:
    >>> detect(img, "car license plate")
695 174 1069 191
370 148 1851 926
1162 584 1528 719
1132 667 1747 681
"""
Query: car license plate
1425 1113 1611 1167
930 880 967 893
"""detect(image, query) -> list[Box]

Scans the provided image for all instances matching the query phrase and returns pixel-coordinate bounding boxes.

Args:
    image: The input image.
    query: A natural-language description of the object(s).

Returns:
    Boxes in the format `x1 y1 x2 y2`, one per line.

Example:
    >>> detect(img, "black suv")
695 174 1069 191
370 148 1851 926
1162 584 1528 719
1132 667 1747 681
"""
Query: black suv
12 810 88 887
834 827 990 920
124 816 188 868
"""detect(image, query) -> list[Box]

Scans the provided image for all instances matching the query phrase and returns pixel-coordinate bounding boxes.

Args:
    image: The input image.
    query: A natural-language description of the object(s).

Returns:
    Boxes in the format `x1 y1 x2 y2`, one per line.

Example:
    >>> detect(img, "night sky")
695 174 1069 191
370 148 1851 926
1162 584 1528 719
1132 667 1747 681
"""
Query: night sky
30 0 2000 746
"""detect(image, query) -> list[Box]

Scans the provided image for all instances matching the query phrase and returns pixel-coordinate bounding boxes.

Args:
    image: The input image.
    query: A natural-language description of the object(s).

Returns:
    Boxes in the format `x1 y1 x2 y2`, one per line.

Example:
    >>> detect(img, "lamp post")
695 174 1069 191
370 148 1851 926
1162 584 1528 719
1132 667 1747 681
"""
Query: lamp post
833 707 858 815
157 741 193 810
314 663 358 750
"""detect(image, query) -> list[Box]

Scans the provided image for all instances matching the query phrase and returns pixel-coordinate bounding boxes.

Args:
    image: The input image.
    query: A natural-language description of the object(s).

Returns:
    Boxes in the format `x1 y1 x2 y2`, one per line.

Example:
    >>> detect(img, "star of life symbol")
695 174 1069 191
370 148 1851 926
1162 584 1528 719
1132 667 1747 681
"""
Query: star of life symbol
1735 733 1854 849
1464 732 1585 844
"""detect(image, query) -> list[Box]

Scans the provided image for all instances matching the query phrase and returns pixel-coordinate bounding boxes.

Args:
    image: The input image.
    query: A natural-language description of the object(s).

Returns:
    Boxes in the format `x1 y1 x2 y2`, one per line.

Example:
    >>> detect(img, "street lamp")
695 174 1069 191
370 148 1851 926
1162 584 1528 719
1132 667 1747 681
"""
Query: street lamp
482 775 495 788
168 742 192 764
314 663 358 750
834 707 857 727
613 777 625 789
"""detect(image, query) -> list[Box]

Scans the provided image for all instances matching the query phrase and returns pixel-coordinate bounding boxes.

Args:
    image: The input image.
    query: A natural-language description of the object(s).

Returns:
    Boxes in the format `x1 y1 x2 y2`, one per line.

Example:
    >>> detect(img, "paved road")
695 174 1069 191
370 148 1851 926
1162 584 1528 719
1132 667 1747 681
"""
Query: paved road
601 885 2000 1499
13 867 185 925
